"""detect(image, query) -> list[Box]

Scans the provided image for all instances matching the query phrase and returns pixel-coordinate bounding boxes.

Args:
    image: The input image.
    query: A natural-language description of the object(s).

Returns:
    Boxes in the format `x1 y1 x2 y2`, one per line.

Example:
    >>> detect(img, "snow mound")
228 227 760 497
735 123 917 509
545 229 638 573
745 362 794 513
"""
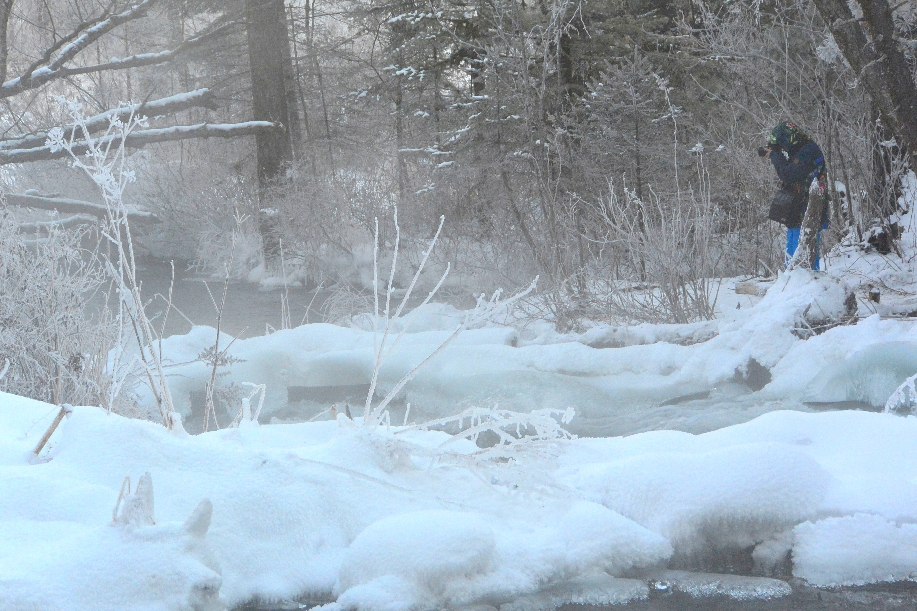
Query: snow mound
679 270 853 388
794 514 917 586
7 395 917 608
0 489 222 611
334 502 672 610
337 510 495 600
568 443 830 555
546 501 673 576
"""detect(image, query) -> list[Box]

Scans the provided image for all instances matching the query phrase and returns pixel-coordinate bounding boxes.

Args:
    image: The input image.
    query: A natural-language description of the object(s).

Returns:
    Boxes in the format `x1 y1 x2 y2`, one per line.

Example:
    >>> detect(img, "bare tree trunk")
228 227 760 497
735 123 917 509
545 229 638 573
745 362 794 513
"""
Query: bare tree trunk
282 4 303 157
307 0 335 176
395 79 407 203
0 0 13 85
289 3 316 175
811 0 917 155
246 0 296 263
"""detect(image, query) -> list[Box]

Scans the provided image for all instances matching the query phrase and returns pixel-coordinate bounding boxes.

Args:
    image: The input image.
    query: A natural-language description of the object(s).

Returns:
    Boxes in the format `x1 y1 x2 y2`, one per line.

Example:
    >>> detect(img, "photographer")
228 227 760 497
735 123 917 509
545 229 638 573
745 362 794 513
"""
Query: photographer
759 121 828 270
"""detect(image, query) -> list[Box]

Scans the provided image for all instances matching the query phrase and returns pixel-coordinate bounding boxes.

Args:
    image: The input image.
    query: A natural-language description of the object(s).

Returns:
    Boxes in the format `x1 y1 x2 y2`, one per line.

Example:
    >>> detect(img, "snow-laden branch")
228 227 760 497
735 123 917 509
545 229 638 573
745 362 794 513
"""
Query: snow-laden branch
0 89 217 152
1 0 158 98
0 121 281 165
54 17 241 80
5 193 158 224
0 6 239 99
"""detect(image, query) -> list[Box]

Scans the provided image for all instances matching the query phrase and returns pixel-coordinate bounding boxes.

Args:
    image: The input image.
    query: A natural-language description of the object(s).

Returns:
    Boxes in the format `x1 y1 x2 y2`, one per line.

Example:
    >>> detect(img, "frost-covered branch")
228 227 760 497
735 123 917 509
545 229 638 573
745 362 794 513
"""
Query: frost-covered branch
0 121 280 165
886 373 917 414
48 98 178 428
6 192 157 223
0 89 217 152
362 209 538 427
50 16 242 81
400 406 576 460
1 0 158 98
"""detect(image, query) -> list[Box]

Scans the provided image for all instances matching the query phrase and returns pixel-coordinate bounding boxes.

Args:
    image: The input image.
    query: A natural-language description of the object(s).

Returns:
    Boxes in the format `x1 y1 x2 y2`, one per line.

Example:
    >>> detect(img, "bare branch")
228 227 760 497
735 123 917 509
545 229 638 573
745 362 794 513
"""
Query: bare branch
2 0 158 98
0 121 281 165
59 17 242 78
0 89 218 151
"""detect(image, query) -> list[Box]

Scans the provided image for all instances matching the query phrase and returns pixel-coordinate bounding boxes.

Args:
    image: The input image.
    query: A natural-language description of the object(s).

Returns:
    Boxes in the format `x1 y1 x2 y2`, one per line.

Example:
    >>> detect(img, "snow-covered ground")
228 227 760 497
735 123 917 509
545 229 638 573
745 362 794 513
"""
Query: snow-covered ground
4 388 917 610
2 193 917 610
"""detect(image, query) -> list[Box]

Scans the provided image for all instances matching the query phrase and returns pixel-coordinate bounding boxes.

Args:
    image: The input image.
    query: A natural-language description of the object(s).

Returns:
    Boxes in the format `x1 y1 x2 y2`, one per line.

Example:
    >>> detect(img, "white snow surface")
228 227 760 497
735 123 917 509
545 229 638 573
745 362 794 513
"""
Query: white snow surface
4 393 917 609
794 514 917 586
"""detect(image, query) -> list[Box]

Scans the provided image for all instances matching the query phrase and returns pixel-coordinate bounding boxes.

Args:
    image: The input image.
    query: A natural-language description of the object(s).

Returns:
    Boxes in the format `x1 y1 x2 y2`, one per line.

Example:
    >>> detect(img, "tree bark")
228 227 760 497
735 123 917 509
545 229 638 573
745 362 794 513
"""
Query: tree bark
246 0 297 263
810 0 917 154
0 0 12 85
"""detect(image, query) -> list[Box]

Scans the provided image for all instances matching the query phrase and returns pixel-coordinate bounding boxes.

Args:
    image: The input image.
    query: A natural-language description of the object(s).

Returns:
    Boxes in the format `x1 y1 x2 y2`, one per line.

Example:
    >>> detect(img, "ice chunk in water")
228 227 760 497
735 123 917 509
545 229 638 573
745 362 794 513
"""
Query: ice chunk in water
805 342 917 408
499 573 648 611
647 570 792 600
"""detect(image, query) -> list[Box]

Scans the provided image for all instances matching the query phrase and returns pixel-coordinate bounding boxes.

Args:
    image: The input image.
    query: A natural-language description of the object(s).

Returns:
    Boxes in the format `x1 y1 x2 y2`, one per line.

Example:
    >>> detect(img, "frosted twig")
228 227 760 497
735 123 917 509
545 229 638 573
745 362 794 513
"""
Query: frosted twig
367 277 538 425
886 373 917 414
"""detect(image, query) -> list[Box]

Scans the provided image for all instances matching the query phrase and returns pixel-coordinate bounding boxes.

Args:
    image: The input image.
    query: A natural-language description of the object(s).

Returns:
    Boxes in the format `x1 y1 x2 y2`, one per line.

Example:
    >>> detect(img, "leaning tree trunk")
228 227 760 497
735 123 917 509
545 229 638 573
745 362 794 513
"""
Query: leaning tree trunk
246 0 297 264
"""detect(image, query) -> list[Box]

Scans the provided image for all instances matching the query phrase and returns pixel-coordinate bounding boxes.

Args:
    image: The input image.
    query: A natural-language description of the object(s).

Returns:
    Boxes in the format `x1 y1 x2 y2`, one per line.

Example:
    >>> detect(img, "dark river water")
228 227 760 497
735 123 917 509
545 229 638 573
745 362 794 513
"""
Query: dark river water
132 258 332 338
232 581 917 611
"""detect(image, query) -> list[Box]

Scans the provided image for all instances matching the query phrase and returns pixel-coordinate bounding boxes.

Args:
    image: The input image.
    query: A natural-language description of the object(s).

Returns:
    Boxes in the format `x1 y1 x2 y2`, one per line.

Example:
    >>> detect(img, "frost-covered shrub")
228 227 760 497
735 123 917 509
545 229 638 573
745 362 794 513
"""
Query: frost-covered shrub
0 212 117 407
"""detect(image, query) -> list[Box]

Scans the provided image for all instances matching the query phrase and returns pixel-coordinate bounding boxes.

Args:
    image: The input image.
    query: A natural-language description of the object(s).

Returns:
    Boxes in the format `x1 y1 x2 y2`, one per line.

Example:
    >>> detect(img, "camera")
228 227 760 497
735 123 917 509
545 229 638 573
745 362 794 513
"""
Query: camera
757 146 769 157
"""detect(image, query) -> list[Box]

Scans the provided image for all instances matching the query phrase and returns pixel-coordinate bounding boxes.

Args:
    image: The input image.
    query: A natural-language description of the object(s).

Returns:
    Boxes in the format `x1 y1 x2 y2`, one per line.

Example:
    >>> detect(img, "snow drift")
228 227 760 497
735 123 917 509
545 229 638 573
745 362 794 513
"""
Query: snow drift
4 392 917 609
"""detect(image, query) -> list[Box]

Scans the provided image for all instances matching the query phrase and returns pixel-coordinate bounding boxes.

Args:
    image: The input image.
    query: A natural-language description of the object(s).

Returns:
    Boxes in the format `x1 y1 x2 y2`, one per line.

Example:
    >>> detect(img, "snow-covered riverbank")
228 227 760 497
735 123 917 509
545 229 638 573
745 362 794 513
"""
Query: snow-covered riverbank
4 239 917 610
3 391 917 610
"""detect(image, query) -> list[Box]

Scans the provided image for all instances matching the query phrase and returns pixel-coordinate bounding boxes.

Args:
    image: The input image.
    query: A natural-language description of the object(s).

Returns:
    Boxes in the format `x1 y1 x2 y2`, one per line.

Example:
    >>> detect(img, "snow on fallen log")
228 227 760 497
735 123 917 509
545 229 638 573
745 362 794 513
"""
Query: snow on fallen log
5 192 158 223
0 89 217 152
17 214 98 232
0 121 281 165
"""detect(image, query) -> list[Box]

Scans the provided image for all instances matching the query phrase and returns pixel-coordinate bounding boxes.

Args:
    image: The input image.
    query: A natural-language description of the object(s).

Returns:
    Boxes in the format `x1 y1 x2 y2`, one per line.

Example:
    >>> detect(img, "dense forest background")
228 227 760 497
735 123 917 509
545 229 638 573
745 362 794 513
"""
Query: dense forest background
1 0 915 331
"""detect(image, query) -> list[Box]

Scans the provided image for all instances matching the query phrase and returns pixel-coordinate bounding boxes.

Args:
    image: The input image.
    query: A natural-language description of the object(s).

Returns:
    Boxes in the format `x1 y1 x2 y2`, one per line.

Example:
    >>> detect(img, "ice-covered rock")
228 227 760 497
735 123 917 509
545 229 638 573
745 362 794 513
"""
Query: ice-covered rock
499 573 648 611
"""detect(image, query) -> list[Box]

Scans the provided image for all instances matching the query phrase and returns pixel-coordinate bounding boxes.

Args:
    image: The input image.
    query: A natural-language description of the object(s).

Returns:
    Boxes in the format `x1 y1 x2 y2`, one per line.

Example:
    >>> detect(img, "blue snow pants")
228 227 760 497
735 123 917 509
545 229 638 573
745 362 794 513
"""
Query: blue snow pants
786 227 821 270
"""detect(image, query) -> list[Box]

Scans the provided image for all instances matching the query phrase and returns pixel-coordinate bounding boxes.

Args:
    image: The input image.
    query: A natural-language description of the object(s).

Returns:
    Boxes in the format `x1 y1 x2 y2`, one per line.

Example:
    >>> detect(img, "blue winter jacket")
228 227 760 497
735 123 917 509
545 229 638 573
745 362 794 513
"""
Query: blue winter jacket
770 139 827 229
770 140 824 190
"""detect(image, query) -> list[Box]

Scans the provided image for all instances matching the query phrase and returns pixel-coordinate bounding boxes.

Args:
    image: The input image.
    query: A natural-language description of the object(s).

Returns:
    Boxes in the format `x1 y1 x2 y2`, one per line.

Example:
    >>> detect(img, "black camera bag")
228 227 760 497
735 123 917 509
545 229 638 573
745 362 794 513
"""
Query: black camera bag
768 186 807 227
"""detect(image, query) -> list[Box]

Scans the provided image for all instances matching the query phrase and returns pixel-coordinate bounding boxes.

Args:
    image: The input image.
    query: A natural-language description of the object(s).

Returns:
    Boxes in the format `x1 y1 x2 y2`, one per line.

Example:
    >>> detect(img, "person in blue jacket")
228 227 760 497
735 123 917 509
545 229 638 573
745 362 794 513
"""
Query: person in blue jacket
761 121 828 269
